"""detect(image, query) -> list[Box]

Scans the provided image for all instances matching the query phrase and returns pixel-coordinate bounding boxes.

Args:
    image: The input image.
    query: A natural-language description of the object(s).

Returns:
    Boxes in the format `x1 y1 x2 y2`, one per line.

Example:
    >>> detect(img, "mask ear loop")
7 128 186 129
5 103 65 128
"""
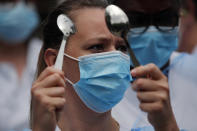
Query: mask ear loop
63 53 80 86
64 77 75 86
64 53 80 62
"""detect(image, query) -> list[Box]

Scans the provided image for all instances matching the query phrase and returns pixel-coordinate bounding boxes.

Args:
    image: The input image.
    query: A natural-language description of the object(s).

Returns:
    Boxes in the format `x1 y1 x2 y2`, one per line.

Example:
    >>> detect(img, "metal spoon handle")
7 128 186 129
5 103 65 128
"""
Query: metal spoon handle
54 38 67 70
123 35 140 67
128 45 140 67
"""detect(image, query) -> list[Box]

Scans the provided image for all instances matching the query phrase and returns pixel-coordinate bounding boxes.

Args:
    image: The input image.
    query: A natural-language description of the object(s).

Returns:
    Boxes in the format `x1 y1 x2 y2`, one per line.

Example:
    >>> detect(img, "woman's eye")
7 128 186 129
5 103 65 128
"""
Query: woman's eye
116 44 128 53
88 44 104 53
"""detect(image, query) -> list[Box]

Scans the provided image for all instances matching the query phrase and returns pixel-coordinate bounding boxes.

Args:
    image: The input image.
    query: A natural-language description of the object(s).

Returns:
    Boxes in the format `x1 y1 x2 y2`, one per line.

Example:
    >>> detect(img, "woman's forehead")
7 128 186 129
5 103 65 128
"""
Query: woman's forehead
64 8 117 50
73 8 111 40
73 8 105 23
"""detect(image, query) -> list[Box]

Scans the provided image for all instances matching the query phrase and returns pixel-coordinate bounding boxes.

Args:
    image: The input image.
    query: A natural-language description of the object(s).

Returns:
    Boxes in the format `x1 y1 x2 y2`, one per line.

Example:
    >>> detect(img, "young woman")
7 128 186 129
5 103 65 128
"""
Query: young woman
31 0 180 131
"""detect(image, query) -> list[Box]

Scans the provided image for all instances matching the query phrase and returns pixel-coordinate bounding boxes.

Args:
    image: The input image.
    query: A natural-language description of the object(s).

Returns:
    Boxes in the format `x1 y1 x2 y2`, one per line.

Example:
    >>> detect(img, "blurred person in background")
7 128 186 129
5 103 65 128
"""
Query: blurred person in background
110 0 179 76
107 0 181 130
0 0 41 130
168 0 197 130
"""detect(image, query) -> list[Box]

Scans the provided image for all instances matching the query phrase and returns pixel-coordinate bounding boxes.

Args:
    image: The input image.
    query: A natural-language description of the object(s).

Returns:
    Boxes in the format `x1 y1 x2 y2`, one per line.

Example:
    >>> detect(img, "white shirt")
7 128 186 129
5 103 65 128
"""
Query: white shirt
56 126 130 131
0 38 42 131
112 87 150 130
169 47 197 131
55 124 154 131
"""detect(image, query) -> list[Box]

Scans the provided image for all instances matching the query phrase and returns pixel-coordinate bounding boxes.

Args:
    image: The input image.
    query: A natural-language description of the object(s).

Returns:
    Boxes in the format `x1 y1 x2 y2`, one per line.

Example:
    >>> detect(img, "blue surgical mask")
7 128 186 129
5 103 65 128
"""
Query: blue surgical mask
64 51 132 113
128 26 178 69
0 1 39 44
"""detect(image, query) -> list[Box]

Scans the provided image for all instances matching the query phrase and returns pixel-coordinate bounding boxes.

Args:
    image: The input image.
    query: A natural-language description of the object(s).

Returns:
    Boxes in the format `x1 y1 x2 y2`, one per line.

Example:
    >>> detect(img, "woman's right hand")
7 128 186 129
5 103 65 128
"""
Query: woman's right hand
31 67 66 131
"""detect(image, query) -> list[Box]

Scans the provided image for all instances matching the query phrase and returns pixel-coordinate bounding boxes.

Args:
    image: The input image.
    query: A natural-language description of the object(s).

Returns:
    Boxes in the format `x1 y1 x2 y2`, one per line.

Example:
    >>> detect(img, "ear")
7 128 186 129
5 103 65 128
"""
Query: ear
44 48 58 66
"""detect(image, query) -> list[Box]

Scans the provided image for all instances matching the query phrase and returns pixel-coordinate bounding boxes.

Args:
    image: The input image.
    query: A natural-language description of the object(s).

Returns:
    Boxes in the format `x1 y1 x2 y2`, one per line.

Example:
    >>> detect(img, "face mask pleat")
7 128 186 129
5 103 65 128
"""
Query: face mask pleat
127 26 178 68
64 51 132 113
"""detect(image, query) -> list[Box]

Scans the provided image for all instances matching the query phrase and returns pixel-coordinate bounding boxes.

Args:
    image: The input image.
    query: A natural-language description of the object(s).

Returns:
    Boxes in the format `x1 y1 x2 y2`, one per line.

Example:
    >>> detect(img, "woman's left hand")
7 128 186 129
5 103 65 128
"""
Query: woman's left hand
131 63 179 131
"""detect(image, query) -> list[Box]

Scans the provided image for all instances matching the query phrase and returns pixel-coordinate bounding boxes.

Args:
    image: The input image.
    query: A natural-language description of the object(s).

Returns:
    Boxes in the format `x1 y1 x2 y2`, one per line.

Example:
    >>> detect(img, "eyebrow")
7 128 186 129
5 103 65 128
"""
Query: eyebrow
84 35 125 44
86 36 112 43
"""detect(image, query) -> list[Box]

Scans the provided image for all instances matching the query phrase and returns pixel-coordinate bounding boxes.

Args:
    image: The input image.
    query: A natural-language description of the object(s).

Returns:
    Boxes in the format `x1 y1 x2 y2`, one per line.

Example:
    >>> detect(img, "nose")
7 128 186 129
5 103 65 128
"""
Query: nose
108 45 116 52
107 35 119 52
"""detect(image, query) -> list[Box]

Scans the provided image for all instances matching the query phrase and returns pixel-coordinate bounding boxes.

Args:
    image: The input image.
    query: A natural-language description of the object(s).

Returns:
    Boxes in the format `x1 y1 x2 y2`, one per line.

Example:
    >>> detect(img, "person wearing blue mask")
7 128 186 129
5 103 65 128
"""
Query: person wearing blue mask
30 0 181 131
107 0 181 130
0 0 41 130
109 0 179 76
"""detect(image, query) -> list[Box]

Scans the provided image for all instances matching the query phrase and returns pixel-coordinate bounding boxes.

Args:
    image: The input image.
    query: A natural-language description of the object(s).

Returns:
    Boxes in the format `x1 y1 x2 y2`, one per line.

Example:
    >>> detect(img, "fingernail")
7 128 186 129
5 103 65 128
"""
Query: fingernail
131 69 137 76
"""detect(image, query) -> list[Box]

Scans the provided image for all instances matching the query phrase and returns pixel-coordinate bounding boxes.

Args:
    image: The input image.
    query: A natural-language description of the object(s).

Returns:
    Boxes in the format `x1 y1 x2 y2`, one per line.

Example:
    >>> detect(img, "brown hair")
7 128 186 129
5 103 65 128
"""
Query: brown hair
36 0 108 77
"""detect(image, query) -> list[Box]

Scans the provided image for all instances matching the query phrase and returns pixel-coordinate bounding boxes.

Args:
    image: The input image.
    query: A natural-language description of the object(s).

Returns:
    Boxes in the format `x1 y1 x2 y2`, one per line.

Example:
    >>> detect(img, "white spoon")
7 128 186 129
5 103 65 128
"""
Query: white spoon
55 14 76 70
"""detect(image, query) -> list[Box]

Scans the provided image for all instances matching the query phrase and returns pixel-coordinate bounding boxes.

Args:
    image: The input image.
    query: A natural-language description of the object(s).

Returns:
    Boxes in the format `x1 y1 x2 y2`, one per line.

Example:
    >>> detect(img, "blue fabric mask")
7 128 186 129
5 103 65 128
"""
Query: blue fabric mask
128 26 178 69
0 2 39 44
64 51 132 113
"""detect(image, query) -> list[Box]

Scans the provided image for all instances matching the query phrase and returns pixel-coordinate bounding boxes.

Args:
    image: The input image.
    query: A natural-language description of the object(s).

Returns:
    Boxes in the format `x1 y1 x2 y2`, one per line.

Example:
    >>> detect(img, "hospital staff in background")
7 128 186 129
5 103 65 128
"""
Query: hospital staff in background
168 0 197 130
109 0 180 130
0 0 41 130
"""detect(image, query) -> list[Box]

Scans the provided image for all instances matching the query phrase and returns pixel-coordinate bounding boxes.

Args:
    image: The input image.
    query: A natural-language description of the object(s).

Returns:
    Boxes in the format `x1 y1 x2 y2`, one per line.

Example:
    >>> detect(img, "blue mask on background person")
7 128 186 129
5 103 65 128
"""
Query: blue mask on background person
64 51 132 113
128 26 178 69
0 1 39 44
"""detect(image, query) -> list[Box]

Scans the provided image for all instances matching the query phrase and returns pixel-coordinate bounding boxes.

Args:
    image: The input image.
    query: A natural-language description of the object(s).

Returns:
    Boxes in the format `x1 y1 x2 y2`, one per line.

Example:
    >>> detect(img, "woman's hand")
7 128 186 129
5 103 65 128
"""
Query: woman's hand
131 64 179 131
31 67 66 131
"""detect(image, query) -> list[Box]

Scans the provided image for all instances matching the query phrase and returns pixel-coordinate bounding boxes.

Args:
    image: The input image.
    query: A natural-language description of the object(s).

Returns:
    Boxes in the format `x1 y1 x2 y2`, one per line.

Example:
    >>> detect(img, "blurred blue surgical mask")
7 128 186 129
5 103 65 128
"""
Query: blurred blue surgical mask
128 26 178 70
0 1 39 44
64 51 132 113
